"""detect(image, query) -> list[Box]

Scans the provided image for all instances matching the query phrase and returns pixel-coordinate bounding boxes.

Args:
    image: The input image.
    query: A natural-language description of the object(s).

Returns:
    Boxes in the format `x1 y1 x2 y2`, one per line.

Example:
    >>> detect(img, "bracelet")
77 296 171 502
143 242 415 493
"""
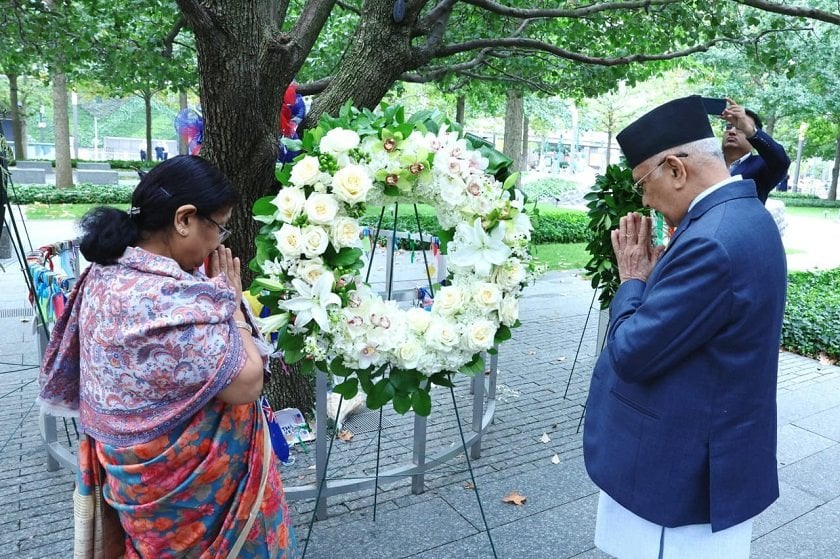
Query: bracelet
235 320 253 335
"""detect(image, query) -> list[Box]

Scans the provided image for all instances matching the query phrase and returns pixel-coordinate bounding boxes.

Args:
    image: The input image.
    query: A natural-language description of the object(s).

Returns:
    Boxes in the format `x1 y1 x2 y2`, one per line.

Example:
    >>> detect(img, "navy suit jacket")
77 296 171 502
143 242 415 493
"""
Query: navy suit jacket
583 180 787 531
730 129 790 203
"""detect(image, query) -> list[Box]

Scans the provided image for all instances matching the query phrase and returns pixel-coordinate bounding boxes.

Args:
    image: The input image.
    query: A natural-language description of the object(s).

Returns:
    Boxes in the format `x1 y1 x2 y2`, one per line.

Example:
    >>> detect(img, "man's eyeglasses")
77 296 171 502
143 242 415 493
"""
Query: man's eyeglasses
203 216 232 243
632 153 689 195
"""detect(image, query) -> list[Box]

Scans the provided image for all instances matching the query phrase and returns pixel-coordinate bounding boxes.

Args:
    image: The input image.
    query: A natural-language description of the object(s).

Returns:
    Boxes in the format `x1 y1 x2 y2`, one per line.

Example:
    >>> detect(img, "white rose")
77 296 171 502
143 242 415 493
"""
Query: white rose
332 164 373 205
504 212 532 243
270 187 306 223
274 224 303 258
320 128 361 154
438 176 467 207
296 258 327 285
433 285 467 316
331 217 361 249
424 317 460 351
397 337 423 370
301 225 330 257
499 294 519 326
289 155 321 187
473 282 502 310
494 258 526 290
304 193 339 225
465 319 497 351
405 307 432 334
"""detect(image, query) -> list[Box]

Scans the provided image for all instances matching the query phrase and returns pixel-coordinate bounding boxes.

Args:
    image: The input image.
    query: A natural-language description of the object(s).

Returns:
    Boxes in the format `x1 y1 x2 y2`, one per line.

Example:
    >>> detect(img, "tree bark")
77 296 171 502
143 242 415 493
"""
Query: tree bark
51 74 72 187
306 0 432 126
8 74 27 161
456 95 466 125
178 90 188 155
829 133 839 202
178 0 311 412
143 90 153 161
503 89 525 177
522 115 529 171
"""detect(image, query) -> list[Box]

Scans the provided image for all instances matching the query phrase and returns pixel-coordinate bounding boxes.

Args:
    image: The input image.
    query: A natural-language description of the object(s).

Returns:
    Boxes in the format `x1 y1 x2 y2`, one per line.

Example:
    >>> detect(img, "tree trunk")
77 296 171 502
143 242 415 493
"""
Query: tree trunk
179 0 310 412
306 0 432 126
178 90 188 155
522 115 529 171
606 130 613 167
51 74 73 187
765 111 776 137
144 90 153 160
8 74 27 161
456 95 465 125
503 89 525 176
829 133 839 202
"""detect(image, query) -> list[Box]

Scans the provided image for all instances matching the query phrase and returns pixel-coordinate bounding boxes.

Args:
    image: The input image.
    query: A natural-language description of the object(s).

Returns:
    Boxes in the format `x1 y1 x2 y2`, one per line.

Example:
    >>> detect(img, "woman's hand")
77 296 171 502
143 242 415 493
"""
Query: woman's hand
208 245 243 304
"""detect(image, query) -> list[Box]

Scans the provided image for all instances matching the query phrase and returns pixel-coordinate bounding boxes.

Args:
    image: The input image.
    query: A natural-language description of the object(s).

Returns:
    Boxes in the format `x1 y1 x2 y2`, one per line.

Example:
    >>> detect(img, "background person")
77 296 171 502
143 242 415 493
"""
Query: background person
721 98 790 204
583 96 787 559
38 155 299 558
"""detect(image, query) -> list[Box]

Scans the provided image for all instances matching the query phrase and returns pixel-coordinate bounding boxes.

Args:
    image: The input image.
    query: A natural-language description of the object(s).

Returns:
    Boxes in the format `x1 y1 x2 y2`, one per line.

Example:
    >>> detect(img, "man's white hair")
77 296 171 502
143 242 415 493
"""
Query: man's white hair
678 137 724 162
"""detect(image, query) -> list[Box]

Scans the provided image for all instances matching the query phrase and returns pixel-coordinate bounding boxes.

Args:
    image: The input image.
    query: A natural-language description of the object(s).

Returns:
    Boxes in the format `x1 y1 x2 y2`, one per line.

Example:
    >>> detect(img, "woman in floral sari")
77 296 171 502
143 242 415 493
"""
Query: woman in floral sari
39 156 299 558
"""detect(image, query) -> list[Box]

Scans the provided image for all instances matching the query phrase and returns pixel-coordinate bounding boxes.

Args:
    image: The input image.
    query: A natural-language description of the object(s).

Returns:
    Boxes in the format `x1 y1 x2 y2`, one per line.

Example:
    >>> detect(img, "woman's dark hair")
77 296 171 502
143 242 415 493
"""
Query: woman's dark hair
79 155 240 264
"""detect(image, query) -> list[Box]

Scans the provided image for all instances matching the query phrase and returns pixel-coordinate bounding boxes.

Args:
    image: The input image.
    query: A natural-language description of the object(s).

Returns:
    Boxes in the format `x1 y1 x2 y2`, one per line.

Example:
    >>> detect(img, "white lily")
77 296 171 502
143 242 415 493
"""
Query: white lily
449 218 511 277
254 312 291 335
280 274 341 331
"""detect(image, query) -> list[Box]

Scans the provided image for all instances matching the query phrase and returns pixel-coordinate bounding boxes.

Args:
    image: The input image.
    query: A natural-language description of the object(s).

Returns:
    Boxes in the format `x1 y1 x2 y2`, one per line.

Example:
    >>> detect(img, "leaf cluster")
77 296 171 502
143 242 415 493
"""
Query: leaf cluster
782 268 840 360
583 164 644 309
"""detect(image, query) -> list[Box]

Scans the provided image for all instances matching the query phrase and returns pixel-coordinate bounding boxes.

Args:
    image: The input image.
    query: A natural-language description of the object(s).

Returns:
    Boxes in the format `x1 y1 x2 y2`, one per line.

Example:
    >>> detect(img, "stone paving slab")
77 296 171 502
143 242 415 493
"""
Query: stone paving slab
750 496 840 559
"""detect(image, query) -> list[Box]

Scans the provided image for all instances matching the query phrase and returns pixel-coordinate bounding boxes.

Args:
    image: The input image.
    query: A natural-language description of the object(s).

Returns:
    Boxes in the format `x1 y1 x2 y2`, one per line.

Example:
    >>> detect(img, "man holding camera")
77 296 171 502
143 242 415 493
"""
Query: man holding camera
721 98 790 204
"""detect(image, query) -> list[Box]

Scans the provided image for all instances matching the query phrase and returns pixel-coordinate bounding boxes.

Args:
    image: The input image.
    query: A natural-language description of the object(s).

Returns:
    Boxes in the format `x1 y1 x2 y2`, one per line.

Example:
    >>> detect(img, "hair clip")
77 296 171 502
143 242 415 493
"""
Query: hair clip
127 207 141 216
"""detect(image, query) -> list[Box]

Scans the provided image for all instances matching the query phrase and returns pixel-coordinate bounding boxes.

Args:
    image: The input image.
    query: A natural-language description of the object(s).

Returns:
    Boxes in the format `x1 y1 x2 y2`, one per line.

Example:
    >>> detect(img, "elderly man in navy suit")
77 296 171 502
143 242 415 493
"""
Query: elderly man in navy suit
583 96 787 559
721 98 790 204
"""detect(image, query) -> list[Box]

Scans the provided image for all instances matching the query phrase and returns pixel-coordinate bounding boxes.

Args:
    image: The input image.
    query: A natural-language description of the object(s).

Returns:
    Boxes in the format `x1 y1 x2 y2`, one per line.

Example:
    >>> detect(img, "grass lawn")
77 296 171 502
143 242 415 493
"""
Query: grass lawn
786 206 840 219
24 203 128 220
534 242 590 271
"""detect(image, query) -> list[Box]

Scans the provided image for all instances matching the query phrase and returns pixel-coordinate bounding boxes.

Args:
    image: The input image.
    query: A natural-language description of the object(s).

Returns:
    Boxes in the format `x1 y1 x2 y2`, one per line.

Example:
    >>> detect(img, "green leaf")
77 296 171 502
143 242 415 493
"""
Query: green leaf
430 372 455 388
253 277 285 291
436 227 455 254
330 356 352 377
332 377 359 399
393 392 412 414
253 195 277 216
411 389 432 417
330 247 363 267
459 353 485 376
494 325 512 343
367 378 395 409
300 359 315 375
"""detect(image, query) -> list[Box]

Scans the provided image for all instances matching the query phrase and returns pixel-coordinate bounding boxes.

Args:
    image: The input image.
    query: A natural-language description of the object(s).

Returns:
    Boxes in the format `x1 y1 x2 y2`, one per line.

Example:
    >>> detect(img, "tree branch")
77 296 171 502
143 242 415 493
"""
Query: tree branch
285 0 339 65
297 76 333 95
161 15 186 58
731 0 840 26
174 0 216 34
402 48 493 82
437 36 733 66
417 0 460 34
465 65 554 95
336 0 361 15
460 0 683 19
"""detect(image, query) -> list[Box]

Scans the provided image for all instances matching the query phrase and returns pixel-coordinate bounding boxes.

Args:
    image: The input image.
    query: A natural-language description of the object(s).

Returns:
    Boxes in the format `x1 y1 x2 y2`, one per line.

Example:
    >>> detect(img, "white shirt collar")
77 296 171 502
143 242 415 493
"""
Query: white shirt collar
688 175 742 213
728 151 751 172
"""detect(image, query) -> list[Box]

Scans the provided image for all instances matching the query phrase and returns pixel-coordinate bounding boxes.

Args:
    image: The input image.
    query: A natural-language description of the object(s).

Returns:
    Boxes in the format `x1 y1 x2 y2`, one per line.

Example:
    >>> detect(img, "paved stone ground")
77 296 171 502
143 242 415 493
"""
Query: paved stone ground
1 215 839 558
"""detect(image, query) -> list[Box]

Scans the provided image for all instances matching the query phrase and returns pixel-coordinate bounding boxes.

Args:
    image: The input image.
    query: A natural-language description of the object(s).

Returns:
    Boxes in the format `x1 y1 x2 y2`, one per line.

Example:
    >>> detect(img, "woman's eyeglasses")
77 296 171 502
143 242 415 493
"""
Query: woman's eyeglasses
203 216 231 243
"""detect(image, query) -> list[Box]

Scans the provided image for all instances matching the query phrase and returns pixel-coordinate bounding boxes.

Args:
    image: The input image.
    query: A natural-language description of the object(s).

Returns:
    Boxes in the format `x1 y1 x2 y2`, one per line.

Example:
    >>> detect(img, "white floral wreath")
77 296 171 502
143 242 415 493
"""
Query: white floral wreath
251 104 538 415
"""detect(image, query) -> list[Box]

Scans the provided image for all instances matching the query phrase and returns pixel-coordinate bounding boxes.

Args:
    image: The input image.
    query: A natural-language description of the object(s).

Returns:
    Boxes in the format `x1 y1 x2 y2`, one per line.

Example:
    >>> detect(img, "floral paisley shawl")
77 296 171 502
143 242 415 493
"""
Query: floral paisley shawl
39 247 298 558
